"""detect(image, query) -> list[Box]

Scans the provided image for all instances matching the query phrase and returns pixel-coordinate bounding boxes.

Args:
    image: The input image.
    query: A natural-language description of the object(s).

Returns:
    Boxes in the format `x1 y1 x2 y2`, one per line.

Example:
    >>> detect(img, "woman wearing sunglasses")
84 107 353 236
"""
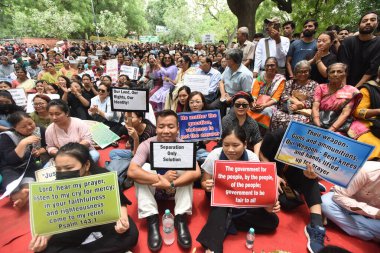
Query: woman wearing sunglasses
221 91 262 156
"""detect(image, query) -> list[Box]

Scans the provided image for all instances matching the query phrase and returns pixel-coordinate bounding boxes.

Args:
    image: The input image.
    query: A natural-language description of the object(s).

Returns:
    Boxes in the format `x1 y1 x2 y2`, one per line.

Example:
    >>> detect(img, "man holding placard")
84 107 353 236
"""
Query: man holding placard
195 57 221 103
128 110 201 251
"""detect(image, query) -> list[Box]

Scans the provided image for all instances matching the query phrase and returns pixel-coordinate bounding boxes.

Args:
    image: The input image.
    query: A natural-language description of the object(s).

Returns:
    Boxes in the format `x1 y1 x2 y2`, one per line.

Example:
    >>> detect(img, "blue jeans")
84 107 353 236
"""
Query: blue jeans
0 120 11 128
321 192 380 241
109 149 133 160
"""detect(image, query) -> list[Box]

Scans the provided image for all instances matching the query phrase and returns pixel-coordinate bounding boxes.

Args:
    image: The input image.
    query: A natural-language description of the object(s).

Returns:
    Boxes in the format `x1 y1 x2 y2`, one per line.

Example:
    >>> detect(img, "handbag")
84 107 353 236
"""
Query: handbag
319 110 353 132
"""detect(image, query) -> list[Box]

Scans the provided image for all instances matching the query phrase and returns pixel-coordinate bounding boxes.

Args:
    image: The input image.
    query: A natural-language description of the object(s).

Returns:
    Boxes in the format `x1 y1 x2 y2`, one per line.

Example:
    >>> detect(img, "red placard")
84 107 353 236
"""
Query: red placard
211 161 278 208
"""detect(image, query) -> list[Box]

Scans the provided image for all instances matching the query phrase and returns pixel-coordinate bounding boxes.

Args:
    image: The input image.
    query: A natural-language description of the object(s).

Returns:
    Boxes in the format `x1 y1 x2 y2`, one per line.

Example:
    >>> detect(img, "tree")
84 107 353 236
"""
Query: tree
227 0 292 39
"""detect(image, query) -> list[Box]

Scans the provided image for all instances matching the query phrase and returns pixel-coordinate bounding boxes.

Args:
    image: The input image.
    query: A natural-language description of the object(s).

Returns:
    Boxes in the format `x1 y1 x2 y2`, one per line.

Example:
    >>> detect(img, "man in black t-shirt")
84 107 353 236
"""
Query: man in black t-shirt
338 11 380 87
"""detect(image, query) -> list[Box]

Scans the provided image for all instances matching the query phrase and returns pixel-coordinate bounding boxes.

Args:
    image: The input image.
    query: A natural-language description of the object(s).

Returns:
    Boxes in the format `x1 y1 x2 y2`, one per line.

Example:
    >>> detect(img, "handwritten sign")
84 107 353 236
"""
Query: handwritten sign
120 65 139 80
110 87 148 112
106 59 118 83
212 161 277 208
150 142 196 170
8 88 27 107
183 74 210 95
29 172 121 236
35 166 56 182
26 93 60 113
178 110 221 141
275 121 375 188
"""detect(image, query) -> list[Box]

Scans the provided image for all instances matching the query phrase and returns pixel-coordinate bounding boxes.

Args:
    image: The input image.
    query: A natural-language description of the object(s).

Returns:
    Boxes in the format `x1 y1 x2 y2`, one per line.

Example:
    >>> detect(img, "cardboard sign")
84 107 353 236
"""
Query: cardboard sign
110 87 148 112
275 121 375 188
29 172 121 236
8 88 27 107
106 59 118 83
35 166 56 182
211 161 277 208
120 65 139 80
90 122 120 149
183 74 211 95
26 93 60 113
178 110 222 141
150 142 196 170
202 34 215 44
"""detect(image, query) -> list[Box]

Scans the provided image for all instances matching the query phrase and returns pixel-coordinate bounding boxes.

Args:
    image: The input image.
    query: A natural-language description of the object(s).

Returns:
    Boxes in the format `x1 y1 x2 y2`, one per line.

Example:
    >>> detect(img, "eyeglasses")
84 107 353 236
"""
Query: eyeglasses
164 57 171 59
78 68 83 70
34 103 46 107
98 89 107 93
234 103 249 108
265 64 277 68
189 100 202 105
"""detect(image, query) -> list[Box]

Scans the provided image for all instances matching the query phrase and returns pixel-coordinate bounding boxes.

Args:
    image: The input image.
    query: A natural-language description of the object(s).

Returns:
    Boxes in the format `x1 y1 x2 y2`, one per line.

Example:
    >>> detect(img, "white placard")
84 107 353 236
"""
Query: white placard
95 50 104 56
35 166 56 182
120 65 139 80
110 88 148 112
26 94 60 113
8 88 27 107
169 50 176 55
89 55 99 61
183 74 211 95
106 59 118 84
150 142 196 170
156 25 170 34
77 56 87 63
202 34 215 44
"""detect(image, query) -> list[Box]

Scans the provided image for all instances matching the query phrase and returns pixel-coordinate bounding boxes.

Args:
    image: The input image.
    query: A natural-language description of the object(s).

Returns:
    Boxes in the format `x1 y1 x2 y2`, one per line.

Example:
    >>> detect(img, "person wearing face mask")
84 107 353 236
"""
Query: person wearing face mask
286 19 318 79
197 126 280 253
28 142 139 253
0 111 47 208
0 90 24 132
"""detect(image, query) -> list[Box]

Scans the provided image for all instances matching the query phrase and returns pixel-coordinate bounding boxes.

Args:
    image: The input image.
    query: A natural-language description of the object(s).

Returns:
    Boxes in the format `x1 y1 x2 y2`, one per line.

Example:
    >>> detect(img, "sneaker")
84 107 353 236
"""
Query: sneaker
305 224 325 253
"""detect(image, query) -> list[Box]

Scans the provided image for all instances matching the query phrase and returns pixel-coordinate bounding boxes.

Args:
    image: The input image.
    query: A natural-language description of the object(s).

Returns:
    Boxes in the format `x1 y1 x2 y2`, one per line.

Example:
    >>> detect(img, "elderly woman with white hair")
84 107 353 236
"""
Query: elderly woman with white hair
270 60 318 131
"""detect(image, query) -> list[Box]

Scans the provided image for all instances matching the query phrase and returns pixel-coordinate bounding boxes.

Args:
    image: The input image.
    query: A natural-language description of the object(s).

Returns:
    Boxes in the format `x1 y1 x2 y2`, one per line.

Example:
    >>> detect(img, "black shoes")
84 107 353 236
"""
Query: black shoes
175 214 192 249
147 214 162 251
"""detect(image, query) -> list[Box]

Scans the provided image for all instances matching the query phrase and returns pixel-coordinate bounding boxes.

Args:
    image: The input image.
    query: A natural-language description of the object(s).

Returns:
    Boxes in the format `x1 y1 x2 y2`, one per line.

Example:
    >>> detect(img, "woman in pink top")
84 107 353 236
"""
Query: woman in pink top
45 99 99 162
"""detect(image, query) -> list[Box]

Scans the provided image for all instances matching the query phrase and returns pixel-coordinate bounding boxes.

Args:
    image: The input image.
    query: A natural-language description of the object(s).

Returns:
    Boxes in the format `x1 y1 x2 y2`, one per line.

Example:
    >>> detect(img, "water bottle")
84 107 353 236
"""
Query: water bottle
162 209 175 245
246 227 255 249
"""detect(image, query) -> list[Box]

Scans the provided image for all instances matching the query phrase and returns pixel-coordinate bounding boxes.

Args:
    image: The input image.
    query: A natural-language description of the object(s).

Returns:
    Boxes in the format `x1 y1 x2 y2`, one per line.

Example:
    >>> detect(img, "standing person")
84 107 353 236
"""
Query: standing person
127 110 201 251
28 142 139 253
197 126 280 253
286 19 318 79
338 11 380 87
234 27 255 69
282 21 296 43
253 17 290 77
149 54 178 111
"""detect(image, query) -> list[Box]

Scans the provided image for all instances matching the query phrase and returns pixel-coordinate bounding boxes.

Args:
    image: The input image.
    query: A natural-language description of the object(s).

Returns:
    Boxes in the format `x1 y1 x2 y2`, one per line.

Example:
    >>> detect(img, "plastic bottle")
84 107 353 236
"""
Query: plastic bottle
246 227 255 249
162 209 175 245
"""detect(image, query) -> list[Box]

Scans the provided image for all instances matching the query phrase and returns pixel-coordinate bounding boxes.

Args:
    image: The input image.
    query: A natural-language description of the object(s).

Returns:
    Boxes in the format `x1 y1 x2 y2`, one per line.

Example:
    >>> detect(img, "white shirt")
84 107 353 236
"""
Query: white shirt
253 36 290 73
89 96 119 122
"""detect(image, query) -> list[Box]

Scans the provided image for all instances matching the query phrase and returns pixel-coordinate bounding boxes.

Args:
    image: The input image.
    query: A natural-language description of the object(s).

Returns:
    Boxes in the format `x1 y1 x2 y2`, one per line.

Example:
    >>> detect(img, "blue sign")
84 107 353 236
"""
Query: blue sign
275 121 375 188
178 110 222 142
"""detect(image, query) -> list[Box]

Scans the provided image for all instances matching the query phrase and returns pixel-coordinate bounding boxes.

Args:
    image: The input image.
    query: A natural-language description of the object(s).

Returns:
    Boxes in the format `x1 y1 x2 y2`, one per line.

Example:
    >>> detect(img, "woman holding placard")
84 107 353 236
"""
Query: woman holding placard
0 111 47 208
197 126 280 253
29 142 138 253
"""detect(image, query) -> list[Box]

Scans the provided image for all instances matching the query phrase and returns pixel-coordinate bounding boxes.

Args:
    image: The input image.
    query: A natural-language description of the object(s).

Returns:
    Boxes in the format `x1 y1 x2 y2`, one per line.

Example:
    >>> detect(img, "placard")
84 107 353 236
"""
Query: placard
8 88 27 107
110 87 148 112
89 55 99 61
77 56 88 63
178 110 221 141
275 121 375 188
183 74 210 95
120 65 139 80
211 161 277 208
106 59 118 83
95 50 104 56
29 172 121 236
90 122 120 149
150 142 196 170
26 93 60 113
35 166 56 182
202 34 215 44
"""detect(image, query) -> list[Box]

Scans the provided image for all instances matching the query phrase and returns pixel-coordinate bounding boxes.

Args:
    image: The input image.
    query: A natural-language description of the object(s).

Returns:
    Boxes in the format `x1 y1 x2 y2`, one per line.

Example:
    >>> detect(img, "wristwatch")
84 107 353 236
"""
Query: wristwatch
170 181 175 189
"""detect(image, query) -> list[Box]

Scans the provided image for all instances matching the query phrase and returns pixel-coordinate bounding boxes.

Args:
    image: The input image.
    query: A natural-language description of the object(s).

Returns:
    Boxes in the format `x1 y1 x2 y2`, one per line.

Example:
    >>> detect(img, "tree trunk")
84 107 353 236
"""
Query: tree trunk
227 0 263 40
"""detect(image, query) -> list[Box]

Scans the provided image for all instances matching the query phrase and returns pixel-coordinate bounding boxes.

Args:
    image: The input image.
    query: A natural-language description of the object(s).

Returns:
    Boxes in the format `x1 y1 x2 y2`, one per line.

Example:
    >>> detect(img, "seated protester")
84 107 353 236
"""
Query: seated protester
164 55 197 111
0 81 12 90
81 73 98 98
260 129 327 253
115 74 131 88
0 90 24 132
270 60 318 132
11 67 35 93
197 126 280 253
139 54 163 96
88 83 121 130
108 111 156 187
30 94 51 128
100 75 112 88
45 82 60 95
58 59 78 78
321 161 380 241
247 57 286 132
35 80 46 94
196 56 222 104
311 63 361 138
352 68 380 160
45 99 99 162
221 92 262 156
308 32 337 84
62 80 91 120
0 111 47 208
40 62 59 84
57 75 71 97
127 110 201 251
28 142 139 253
165 85 191 113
